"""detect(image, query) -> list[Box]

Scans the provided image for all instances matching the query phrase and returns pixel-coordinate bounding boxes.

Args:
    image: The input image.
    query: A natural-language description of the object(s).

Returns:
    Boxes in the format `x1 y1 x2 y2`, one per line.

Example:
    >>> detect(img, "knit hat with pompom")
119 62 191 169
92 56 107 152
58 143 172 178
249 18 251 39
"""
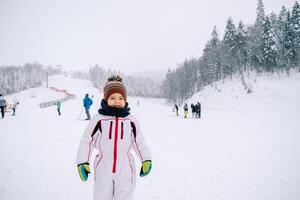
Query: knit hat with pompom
103 75 127 102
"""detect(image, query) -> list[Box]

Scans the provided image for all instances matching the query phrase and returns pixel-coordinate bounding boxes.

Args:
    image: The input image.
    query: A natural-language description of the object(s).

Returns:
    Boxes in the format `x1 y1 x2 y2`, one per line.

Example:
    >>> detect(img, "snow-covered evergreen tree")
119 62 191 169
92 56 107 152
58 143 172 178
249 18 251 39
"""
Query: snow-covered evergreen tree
223 17 237 49
277 6 289 68
248 0 266 70
235 21 248 71
283 12 296 68
255 0 265 28
291 1 300 66
221 17 237 77
203 26 221 82
262 16 278 71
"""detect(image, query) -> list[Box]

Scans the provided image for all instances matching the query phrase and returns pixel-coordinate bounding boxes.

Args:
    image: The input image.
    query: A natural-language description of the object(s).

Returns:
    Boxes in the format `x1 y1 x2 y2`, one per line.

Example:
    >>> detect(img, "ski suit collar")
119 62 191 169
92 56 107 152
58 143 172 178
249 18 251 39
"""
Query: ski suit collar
98 99 130 117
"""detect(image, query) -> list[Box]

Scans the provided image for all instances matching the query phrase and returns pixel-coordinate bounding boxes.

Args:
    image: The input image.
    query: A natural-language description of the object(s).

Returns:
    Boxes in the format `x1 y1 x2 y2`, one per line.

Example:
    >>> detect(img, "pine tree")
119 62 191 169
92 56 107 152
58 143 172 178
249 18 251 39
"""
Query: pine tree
221 17 237 77
283 12 296 68
204 26 221 82
200 46 211 85
223 17 236 49
277 6 289 68
262 16 278 71
291 1 300 66
255 0 265 28
248 0 266 70
211 26 220 47
235 21 248 71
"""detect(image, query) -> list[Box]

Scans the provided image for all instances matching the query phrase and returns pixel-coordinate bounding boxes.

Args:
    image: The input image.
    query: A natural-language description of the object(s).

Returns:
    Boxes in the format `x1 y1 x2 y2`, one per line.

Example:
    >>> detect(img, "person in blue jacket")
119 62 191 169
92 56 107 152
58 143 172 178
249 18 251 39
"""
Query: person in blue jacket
83 94 93 120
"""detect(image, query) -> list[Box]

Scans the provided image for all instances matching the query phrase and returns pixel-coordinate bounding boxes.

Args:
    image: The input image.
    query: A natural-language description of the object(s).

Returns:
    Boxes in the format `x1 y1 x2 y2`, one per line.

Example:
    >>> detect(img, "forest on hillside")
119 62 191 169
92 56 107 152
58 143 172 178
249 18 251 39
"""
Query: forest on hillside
162 0 300 103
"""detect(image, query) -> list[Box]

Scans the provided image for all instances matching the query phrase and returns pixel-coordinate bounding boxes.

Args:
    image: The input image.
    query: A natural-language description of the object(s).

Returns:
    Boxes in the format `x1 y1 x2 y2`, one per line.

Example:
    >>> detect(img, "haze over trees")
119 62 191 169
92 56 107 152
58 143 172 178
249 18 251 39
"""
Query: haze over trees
88 64 163 98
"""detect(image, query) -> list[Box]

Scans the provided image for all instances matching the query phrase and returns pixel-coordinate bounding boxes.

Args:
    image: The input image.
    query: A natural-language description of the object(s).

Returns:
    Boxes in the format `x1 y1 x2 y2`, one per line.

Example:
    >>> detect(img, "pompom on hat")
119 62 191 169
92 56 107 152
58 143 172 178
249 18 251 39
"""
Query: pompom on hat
103 75 127 102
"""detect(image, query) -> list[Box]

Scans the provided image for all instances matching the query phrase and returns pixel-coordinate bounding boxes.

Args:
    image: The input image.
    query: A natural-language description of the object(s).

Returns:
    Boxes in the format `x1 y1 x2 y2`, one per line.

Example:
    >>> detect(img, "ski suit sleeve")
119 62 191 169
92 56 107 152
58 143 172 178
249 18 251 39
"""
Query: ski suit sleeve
76 115 101 165
131 117 152 162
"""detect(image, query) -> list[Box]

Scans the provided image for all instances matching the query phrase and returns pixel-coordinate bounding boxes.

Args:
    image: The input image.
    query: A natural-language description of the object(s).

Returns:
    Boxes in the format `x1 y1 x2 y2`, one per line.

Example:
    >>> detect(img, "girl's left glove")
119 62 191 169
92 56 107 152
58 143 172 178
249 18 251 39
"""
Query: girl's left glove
77 163 90 181
140 160 152 177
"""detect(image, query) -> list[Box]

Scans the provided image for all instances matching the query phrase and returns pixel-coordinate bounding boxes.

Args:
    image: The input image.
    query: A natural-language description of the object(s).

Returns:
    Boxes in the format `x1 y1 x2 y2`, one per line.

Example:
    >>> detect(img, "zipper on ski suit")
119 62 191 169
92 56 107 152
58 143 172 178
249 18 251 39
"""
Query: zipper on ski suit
112 116 119 173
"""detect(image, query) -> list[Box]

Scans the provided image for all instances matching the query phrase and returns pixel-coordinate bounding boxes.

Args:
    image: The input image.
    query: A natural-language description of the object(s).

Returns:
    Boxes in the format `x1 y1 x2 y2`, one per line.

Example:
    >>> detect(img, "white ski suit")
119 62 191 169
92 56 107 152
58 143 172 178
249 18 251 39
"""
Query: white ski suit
77 114 152 200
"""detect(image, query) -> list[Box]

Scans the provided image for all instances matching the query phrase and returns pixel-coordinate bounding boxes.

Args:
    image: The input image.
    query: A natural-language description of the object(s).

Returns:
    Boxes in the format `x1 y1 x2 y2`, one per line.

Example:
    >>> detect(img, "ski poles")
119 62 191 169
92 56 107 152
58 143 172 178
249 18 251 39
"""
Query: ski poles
78 107 84 120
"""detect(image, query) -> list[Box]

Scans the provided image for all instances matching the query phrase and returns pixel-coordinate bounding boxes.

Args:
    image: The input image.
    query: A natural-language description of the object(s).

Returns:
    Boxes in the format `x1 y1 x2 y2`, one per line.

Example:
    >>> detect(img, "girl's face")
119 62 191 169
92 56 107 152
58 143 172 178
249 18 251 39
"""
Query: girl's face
107 93 125 108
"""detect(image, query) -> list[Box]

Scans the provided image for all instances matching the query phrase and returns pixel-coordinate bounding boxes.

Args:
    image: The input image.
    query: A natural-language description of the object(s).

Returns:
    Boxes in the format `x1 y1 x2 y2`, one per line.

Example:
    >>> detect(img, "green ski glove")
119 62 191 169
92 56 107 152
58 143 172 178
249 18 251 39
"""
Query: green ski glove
140 160 152 177
77 163 90 181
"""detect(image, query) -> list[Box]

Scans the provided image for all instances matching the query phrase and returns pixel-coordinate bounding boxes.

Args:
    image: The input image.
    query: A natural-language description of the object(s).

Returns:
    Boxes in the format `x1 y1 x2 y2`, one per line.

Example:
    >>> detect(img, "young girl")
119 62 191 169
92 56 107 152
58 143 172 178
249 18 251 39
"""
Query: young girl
76 75 152 200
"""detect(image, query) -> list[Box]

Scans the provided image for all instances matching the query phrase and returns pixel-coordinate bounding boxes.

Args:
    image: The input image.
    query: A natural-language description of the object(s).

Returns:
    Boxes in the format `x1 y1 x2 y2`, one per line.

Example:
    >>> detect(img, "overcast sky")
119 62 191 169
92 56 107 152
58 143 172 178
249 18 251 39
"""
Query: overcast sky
0 0 296 74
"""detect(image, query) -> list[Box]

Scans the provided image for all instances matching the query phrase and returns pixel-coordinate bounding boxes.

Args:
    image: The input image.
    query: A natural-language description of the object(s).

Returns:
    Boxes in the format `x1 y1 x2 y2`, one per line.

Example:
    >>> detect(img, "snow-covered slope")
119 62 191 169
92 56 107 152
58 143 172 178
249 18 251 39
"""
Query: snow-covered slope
0 73 299 200
185 72 300 117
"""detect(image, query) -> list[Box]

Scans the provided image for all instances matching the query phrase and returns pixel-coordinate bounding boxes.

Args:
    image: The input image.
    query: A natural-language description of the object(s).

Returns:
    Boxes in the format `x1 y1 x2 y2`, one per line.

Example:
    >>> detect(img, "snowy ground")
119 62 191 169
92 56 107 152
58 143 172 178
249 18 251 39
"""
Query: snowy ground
0 73 300 200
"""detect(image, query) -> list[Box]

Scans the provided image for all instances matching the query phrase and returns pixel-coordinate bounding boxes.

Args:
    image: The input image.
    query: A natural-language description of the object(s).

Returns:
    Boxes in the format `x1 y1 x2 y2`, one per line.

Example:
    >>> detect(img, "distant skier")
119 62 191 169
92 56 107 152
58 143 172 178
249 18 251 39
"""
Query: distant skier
83 94 93 120
191 103 196 118
196 102 201 118
174 104 179 116
54 101 61 116
0 94 7 118
76 75 152 200
183 103 188 118
12 102 19 116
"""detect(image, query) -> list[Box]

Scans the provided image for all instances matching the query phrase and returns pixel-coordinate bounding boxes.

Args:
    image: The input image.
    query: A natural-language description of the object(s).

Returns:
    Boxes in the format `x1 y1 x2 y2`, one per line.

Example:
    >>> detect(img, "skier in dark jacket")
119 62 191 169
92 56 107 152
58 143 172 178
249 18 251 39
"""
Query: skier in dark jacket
196 102 201 118
83 94 93 120
191 103 196 118
174 104 179 116
0 94 7 118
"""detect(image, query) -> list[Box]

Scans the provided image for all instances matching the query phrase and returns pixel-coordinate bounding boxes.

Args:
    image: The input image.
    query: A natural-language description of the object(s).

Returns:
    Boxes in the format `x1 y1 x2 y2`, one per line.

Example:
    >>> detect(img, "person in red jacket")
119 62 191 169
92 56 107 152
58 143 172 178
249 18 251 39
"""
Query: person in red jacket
76 75 152 200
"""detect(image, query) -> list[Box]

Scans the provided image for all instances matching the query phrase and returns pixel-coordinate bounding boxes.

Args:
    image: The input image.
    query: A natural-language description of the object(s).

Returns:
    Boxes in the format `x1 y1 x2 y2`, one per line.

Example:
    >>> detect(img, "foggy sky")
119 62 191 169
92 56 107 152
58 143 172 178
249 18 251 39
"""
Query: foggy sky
0 0 296 73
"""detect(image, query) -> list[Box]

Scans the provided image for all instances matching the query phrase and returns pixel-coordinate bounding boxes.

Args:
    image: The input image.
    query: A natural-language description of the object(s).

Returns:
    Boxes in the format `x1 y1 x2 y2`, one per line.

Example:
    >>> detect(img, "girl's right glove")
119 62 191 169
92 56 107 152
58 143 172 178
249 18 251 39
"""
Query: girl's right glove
77 163 90 181
140 160 152 177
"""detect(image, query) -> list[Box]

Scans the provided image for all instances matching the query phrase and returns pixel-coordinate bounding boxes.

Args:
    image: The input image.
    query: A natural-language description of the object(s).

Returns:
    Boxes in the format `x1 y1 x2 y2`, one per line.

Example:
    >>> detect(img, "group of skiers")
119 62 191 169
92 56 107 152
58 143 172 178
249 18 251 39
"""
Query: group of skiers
174 102 201 119
190 102 201 118
0 94 19 118
0 92 92 119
